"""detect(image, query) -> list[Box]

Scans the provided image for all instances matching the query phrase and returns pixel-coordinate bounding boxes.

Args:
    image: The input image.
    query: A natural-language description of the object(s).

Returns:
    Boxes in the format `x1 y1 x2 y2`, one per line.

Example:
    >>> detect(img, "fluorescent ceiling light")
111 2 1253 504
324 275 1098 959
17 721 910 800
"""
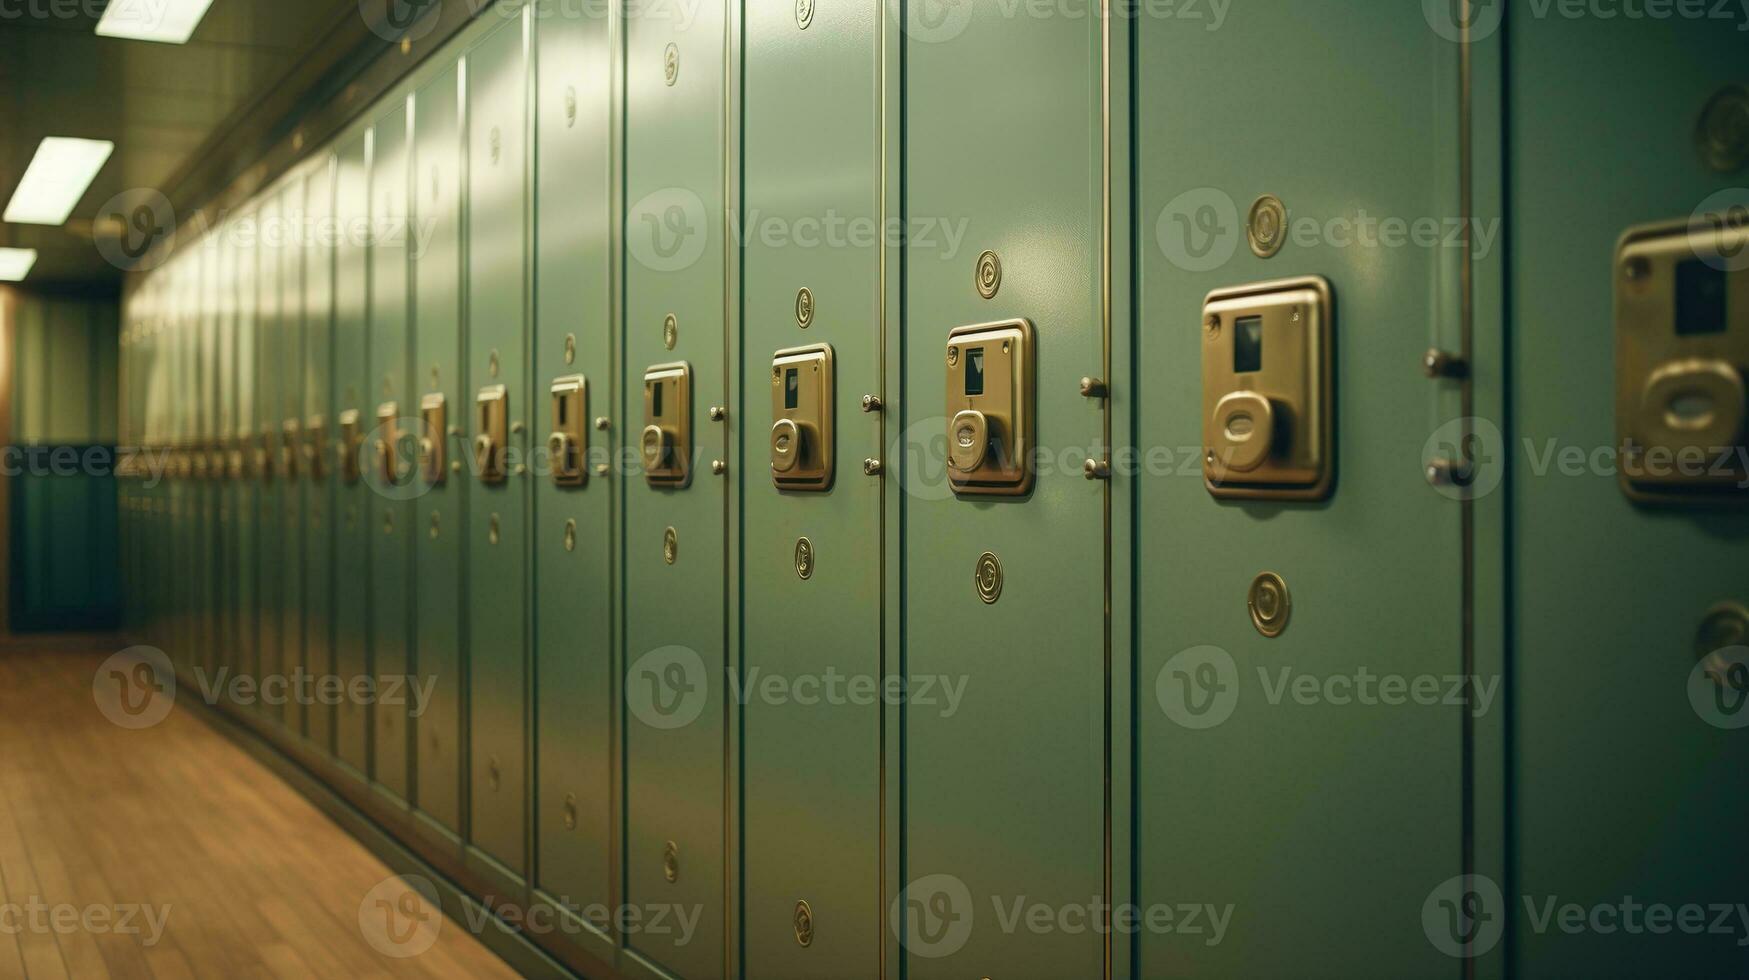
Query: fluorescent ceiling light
3 138 115 226
0 248 38 282
95 0 216 44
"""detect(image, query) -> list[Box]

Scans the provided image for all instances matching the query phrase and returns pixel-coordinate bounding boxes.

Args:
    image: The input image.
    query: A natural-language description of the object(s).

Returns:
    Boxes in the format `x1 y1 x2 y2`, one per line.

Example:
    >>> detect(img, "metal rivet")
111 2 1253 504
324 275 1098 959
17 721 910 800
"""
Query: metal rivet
595 416 611 431
663 841 680 882
564 333 576 364
595 463 611 476
1695 602 1749 659
564 519 577 552
1079 377 1108 398
975 250 1002 299
564 86 578 127
861 394 882 413
1423 349 1470 379
1248 571 1292 638
383 511 394 534
711 460 727 476
946 345 959 367
488 756 502 791
795 287 815 328
795 537 814 580
489 513 501 546
1696 84 1749 174
863 458 883 477
663 43 680 86
489 349 500 378
563 793 578 830
489 126 502 165
663 313 678 350
976 552 1003 604
1083 458 1110 480
663 526 678 565
794 900 814 946
1247 194 1287 259
795 0 815 29
709 406 726 422
429 511 440 539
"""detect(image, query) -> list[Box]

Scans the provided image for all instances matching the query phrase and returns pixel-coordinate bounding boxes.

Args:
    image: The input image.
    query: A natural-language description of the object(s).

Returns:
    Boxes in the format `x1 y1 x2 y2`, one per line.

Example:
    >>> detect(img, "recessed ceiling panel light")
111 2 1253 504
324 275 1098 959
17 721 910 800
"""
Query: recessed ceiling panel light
95 0 216 44
3 137 116 226
0 248 39 282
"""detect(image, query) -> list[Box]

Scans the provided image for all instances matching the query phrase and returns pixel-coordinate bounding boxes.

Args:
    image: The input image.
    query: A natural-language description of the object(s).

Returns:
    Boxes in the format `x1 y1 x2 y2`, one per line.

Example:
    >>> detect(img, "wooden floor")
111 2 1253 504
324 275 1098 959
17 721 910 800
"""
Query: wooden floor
0 644 519 980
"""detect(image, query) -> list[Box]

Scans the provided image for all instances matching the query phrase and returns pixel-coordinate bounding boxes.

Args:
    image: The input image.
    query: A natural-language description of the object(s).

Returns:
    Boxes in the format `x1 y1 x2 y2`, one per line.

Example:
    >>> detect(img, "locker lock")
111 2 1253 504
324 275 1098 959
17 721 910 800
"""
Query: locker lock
475 385 509 484
374 403 402 485
338 409 364 485
548 375 588 487
770 344 835 491
945 319 1036 496
1201 276 1335 501
418 394 447 486
1616 219 1748 503
304 416 328 480
642 363 692 487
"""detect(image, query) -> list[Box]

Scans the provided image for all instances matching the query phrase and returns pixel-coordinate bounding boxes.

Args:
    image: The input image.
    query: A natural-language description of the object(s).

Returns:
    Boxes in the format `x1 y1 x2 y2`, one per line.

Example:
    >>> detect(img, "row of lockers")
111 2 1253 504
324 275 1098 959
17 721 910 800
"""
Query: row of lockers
116 3 1747 978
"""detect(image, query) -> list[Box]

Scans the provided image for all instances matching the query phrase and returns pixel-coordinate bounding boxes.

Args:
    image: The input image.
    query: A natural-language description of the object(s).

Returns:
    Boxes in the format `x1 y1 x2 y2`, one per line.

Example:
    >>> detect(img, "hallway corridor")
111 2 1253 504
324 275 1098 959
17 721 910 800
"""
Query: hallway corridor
0 643 516 979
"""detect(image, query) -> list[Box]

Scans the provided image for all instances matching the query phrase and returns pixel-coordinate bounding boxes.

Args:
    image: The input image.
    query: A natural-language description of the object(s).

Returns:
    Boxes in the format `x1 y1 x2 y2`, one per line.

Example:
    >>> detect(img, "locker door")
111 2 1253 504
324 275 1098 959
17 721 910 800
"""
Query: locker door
305 159 337 758
532 5 612 926
257 194 286 729
280 184 308 740
1507 16 1749 976
412 61 465 843
464 14 531 888
235 212 260 716
898 7 1109 979
623 0 728 975
1135 5 1466 976
370 100 415 807
740 1 883 976
216 230 238 713
335 133 374 780
198 243 218 683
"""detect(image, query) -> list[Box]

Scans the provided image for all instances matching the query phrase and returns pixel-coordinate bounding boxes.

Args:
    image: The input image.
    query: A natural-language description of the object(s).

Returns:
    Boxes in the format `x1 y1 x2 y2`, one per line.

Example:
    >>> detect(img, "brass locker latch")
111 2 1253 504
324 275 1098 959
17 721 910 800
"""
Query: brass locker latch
642 363 692 488
418 394 447 487
228 434 246 480
304 415 327 480
374 402 401 486
946 319 1035 496
338 409 363 485
548 375 588 487
1616 219 1748 503
770 344 835 491
1201 276 1335 501
281 419 301 480
475 385 509 484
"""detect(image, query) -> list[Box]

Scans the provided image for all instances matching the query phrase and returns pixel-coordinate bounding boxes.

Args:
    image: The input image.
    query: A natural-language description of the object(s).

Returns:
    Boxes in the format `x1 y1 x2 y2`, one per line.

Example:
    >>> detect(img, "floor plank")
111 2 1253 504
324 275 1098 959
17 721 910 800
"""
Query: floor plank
0 647 522 980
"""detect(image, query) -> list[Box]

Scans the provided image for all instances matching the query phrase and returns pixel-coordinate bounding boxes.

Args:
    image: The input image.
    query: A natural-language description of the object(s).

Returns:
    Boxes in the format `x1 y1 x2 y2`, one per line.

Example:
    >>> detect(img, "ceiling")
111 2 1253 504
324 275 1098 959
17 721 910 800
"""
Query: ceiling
0 0 390 291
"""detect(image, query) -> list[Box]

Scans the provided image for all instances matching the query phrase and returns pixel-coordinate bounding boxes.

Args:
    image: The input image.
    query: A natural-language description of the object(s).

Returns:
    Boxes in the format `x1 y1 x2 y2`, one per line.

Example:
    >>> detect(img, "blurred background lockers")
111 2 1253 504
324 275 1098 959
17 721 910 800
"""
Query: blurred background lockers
2 290 121 631
0 2 1732 980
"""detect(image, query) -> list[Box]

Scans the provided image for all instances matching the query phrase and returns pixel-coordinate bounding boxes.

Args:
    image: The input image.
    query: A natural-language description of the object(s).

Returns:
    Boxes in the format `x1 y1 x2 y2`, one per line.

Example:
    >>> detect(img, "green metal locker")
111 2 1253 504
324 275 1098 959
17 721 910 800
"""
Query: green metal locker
464 13 531 891
897 6 1109 978
304 158 338 759
622 0 729 975
235 211 261 717
335 132 374 781
531 4 614 944
739 1 884 976
1135 5 1466 976
370 99 416 809
279 183 308 740
198 242 218 684
257 194 286 729
411 59 467 848
215 228 238 706
1506 13 1749 976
